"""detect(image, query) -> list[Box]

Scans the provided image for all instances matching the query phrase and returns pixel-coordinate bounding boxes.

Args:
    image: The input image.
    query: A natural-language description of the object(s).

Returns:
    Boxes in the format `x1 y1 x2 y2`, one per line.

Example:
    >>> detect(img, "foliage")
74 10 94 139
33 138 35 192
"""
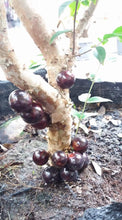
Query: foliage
98 26 122 44
49 29 72 45
93 46 106 65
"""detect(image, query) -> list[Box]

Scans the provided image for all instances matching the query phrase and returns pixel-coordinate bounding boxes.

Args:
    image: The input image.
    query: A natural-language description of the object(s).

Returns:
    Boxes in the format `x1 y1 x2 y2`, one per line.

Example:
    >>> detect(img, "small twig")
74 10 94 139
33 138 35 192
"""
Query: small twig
72 0 79 55
6 181 43 191
11 187 34 197
74 48 92 57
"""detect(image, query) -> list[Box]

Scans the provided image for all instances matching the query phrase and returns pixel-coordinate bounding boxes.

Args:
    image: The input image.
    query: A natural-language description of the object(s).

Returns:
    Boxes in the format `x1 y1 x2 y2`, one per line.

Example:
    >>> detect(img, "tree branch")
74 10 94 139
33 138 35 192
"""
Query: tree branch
0 0 68 122
10 0 60 65
76 0 99 37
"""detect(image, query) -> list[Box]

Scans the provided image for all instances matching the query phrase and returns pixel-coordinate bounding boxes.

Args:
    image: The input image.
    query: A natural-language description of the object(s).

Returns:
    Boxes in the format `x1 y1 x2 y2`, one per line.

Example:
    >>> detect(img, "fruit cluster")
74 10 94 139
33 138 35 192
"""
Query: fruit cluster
33 136 89 184
9 89 50 129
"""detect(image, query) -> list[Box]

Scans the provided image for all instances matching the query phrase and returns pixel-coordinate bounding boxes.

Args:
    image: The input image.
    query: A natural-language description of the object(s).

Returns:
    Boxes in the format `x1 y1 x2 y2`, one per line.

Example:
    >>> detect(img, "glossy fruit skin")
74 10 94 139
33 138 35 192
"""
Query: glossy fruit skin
21 103 44 124
33 150 49 166
81 153 89 169
67 152 84 171
56 71 75 89
60 167 78 182
32 113 50 129
52 151 68 168
9 89 33 113
42 166 61 183
71 136 88 153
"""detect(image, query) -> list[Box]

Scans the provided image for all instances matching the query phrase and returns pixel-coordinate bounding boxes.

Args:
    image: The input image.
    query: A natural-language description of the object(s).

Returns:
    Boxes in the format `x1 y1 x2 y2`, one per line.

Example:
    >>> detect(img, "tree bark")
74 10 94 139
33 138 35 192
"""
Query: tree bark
76 0 99 37
0 0 72 154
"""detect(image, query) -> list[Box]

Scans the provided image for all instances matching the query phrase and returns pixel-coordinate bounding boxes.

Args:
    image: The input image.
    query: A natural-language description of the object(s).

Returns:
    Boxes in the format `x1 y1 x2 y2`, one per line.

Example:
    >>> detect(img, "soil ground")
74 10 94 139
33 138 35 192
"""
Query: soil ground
0 107 122 220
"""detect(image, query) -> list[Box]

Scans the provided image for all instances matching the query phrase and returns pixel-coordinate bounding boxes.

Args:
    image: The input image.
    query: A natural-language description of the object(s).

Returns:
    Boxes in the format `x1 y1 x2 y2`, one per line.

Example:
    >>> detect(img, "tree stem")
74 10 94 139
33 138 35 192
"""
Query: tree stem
72 0 79 55
76 64 101 134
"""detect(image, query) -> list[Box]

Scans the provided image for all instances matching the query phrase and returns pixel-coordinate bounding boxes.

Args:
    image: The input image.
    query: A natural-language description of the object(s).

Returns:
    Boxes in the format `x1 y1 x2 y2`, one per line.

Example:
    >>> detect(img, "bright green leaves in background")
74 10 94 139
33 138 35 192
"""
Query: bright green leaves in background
58 0 96 18
58 1 72 17
93 46 106 65
99 26 122 44
50 29 72 44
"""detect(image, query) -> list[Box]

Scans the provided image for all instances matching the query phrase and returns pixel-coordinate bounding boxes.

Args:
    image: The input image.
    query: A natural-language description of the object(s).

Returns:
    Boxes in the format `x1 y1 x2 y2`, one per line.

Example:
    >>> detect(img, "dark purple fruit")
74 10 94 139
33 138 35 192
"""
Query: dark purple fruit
32 113 50 129
71 136 88 153
33 150 49 165
42 166 60 183
56 71 75 89
21 103 44 124
81 153 89 169
60 167 78 182
67 152 84 171
9 89 32 113
52 151 67 168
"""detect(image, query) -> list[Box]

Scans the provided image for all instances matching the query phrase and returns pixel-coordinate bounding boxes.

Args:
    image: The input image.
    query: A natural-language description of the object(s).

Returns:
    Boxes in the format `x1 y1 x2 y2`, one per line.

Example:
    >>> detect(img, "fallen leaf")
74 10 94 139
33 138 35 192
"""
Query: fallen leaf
89 118 97 127
110 119 121 126
79 123 89 134
98 106 106 115
91 161 102 176
0 144 8 153
3 143 13 149
117 133 122 138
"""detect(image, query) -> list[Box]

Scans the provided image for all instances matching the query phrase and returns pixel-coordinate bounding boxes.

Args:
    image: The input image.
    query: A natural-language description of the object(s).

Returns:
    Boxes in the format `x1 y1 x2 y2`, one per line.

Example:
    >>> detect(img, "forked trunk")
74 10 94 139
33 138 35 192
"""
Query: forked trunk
0 0 73 155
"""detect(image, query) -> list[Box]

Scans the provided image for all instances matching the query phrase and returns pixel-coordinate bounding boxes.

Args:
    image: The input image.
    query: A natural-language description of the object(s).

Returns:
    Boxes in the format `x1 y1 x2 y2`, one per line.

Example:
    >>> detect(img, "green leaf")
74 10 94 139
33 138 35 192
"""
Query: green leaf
100 26 122 44
113 26 122 35
58 1 72 17
78 93 91 102
87 96 112 103
81 0 90 6
103 33 115 42
93 46 106 64
69 0 81 17
50 29 72 44
71 108 85 119
113 26 122 41
29 64 41 70
0 116 20 129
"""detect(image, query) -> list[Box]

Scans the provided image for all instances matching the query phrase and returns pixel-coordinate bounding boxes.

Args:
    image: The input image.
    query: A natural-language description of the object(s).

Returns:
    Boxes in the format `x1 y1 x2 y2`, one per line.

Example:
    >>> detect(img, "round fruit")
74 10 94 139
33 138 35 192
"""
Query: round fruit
9 89 32 113
67 152 84 171
21 103 44 124
60 167 78 182
82 153 89 169
32 113 50 129
33 150 49 165
42 166 61 183
71 136 88 153
52 151 67 168
56 71 75 89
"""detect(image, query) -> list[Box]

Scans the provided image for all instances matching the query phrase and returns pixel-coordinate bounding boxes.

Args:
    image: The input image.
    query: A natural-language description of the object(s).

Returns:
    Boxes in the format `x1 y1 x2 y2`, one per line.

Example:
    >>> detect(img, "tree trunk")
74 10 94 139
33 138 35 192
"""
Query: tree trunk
0 0 72 154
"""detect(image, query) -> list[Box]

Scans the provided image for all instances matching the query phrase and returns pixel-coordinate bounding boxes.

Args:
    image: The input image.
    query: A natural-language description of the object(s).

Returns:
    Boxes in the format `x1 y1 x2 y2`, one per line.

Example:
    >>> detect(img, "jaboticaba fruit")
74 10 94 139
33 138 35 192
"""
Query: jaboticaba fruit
56 71 75 89
71 136 88 153
60 167 78 182
9 89 32 113
42 166 61 183
81 153 89 169
20 103 44 124
33 150 49 165
51 151 68 168
67 152 84 171
31 113 51 129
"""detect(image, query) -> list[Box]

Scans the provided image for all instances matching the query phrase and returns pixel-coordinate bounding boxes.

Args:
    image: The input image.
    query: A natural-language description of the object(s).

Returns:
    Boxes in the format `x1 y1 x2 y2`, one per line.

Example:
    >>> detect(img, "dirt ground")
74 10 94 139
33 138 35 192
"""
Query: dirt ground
0 107 122 220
